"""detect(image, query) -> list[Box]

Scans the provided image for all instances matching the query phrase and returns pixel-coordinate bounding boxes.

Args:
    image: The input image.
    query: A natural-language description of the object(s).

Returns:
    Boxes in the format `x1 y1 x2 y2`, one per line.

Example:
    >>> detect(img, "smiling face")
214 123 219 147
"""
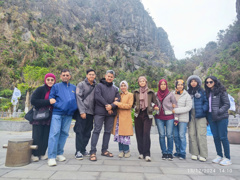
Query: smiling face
190 79 198 88
139 79 146 87
120 83 127 93
45 77 55 87
177 81 184 91
60 71 71 83
160 81 167 91
206 78 215 89
105 73 114 83
86 71 96 83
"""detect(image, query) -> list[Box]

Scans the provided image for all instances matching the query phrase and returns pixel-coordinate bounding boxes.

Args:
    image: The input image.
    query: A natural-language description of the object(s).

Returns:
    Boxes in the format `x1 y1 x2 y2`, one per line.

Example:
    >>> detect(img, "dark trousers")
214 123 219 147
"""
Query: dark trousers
135 110 152 157
32 124 50 156
74 113 93 154
90 115 114 154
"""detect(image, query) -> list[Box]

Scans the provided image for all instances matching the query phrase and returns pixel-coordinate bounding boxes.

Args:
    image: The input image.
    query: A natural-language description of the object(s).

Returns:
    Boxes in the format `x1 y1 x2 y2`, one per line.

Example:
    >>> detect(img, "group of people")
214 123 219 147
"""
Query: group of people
29 68 232 167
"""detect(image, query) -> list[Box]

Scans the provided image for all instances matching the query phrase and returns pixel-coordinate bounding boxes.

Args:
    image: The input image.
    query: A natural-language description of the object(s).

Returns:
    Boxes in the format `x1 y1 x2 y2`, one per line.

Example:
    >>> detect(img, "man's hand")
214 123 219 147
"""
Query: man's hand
81 113 86 119
108 110 113 115
105 104 112 111
50 98 56 104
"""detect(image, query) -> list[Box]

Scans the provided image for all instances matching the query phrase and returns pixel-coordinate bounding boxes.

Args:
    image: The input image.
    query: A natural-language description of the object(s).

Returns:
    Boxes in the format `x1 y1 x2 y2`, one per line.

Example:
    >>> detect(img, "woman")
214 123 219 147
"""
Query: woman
172 79 192 160
204 76 231 166
155 79 177 161
30 73 56 162
112 81 134 158
187 75 208 162
133 76 158 162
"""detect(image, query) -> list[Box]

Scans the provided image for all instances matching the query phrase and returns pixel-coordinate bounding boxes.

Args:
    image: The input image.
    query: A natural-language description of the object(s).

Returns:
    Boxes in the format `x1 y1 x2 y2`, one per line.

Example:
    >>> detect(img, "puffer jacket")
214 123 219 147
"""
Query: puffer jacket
189 89 208 120
174 90 192 122
210 91 230 121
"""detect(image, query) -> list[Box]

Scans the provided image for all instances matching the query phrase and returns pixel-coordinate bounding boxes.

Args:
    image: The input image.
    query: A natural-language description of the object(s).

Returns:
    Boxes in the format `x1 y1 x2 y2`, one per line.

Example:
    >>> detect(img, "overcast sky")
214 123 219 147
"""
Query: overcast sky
141 0 237 59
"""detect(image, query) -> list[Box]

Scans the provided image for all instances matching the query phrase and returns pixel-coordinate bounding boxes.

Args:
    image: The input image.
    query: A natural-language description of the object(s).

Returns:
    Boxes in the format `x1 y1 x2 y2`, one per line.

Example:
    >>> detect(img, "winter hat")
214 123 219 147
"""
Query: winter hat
44 73 56 85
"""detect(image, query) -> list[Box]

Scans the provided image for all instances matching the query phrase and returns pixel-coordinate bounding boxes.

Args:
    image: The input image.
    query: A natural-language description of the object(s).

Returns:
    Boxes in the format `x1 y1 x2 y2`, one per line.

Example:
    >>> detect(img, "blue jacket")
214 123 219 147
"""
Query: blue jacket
49 82 77 116
190 89 209 120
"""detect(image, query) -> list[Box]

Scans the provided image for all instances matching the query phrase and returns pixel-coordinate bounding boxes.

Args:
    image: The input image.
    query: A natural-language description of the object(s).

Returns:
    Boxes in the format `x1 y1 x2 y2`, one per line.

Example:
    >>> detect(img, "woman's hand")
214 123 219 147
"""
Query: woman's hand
172 110 175 113
172 104 176 108
154 106 159 110
113 101 119 106
50 98 56 104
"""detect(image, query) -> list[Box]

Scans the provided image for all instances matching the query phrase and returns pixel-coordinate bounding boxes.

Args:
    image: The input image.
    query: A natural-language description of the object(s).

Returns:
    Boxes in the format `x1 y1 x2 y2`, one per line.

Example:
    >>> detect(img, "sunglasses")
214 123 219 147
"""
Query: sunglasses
46 79 55 82
206 81 213 84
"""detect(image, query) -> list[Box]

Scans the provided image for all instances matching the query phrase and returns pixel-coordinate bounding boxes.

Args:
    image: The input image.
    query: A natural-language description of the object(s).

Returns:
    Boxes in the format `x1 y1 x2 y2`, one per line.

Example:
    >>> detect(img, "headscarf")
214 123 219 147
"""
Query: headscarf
44 73 56 100
175 79 185 95
157 79 169 102
138 76 148 110
119 80 128 93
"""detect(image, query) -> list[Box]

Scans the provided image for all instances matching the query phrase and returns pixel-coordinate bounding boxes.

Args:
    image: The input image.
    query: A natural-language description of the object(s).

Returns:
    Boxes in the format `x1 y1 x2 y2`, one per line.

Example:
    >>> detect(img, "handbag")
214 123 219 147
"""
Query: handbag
33 107 50 121
24 108 34 122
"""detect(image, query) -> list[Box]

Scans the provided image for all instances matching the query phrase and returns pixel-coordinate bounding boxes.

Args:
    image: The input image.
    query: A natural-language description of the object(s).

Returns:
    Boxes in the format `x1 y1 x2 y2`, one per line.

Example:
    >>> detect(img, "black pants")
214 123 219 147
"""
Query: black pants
90 115 114 154
135 110 152 157
32 124 50 156
74 113 93 154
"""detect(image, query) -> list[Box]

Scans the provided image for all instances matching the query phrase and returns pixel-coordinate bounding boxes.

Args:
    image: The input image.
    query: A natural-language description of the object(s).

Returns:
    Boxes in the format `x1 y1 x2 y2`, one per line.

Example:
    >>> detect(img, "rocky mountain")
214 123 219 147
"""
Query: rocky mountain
0 0 175 90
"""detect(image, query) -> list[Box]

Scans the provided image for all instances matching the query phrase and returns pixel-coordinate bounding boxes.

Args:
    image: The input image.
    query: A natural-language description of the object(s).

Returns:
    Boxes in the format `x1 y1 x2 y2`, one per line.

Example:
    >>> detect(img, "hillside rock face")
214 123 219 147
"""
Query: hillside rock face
237 0 240 21
0 0 175 72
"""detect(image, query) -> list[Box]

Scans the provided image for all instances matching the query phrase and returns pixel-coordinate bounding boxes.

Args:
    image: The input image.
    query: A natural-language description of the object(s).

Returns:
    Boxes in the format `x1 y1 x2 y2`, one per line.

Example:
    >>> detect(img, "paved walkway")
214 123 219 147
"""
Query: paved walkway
0 127 239 180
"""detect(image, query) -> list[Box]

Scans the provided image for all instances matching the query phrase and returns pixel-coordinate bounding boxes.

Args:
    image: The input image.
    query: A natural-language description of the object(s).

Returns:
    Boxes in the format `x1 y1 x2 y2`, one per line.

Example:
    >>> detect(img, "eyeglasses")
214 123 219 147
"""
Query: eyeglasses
46 79 54 82
206 81 213 84
88 74 96 76
62 74 69 77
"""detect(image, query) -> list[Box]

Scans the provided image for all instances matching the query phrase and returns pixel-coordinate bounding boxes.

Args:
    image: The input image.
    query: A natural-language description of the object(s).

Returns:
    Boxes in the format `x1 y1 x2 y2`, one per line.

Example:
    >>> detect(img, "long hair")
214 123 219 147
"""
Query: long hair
204 76 226 97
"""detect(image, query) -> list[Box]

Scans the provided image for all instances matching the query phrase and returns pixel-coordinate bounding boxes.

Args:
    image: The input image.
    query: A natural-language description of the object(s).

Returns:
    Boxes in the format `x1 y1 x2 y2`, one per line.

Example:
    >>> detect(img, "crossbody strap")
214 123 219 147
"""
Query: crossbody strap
82 84 95 101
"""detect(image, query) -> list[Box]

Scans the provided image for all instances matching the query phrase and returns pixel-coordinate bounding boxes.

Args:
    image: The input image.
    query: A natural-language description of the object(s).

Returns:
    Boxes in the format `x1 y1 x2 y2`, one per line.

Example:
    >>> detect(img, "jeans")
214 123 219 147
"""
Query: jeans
155 119 174 154
173 122 188 157
119 143 129 153
90 115 114 154
208 113 230 159
48 114 72 159
74 113 93 154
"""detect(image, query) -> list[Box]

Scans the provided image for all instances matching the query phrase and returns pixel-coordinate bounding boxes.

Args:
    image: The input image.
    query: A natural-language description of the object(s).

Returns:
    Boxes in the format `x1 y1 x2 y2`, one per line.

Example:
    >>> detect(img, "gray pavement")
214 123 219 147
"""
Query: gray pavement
0 126 239 180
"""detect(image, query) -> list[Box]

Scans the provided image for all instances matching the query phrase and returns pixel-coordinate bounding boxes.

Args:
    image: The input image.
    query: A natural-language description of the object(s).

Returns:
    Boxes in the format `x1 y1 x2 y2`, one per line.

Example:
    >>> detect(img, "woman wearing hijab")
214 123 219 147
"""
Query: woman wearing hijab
172 79 192 160
187 75 208 162
30 73 56 162
155 79 177 161
133 76 158 162
204 76 231 166
112 81 134 158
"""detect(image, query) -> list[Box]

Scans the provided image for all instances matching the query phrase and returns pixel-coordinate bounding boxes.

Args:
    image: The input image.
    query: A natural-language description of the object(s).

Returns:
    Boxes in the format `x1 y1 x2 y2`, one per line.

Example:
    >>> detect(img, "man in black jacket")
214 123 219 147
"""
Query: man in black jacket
74 69 97 160
89 70 120 161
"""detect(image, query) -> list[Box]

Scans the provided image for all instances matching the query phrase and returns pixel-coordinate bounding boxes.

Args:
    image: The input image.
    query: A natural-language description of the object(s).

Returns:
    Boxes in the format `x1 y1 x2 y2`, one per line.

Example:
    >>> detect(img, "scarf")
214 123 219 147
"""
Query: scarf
138 76 148 110
157 79 169 102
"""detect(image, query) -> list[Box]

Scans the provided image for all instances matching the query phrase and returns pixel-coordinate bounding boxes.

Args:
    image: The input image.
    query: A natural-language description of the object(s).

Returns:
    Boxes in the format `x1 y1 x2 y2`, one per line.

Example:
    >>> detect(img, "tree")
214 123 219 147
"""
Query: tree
17 65 49 113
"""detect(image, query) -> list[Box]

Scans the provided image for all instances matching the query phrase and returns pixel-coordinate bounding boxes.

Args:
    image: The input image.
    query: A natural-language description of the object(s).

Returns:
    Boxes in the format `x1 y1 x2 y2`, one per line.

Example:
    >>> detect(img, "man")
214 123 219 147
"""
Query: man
89 70 120 161
47 69 77 166
74 69 97 160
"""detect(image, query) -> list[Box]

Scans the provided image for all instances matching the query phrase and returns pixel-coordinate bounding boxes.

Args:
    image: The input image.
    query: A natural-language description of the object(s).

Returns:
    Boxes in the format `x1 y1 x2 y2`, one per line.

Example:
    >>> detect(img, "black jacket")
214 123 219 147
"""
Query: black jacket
210 91 230 121
94 78 120 116
31 85 51 109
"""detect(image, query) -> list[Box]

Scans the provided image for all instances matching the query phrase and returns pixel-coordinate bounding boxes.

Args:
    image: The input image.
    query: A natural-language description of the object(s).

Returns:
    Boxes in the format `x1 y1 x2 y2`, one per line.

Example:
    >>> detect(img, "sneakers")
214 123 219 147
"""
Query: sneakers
124 151 131 158
138 154 144 159
31 155 39 162
212 155 223 164
41 154 48 160
56 155 66 162
219 158 232 166
75 151 83 160
145 156 151 162
199 156 207 162
118 151 124 158
162 154 168 160
168 154 173 161
191 155 198 160
48 158 57 166
82 151 90 157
